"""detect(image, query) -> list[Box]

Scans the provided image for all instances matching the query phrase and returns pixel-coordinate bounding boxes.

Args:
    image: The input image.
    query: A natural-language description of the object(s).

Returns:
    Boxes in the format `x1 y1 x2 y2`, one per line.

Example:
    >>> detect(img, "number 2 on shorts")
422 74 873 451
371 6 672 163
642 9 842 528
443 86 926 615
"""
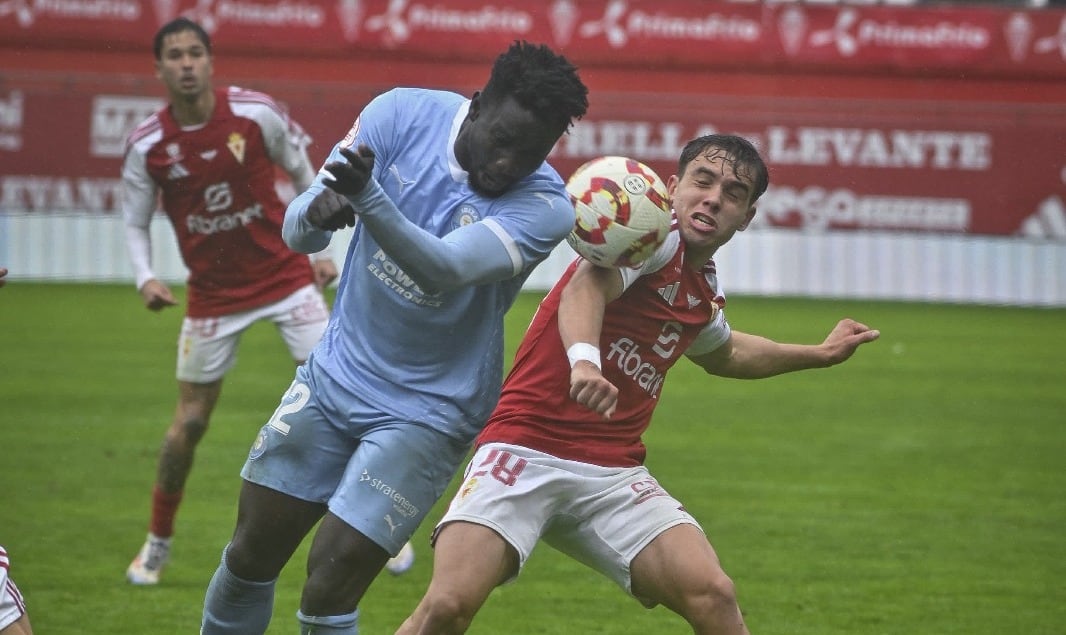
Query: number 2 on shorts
265 380 310 435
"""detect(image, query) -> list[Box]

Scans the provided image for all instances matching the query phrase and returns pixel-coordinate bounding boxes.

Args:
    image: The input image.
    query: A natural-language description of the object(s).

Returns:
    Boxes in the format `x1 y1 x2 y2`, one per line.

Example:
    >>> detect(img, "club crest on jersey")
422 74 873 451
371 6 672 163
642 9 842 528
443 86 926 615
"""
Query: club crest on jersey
451 204 480 231
164 142 189 179
227 132 246 164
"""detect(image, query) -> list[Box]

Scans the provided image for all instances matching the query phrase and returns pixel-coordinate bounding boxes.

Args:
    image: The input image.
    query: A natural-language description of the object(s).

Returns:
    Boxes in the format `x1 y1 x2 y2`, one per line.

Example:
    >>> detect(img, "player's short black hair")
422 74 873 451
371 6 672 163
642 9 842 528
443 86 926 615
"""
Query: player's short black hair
480 41 589 136
678 134 770 204
153 17 212 60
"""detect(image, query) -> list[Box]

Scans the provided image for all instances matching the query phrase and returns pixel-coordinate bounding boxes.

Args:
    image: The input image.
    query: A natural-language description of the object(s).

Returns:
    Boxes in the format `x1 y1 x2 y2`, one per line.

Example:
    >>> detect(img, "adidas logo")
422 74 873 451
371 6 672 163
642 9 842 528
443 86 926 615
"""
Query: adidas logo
167 163 190 180
1018 196 1066 239
657 282 679 304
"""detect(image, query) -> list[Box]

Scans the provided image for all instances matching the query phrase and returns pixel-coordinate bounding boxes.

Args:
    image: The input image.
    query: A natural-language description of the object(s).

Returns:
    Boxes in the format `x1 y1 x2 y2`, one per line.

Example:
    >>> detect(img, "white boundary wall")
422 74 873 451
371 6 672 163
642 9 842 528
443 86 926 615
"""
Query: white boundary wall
1 214 1063 307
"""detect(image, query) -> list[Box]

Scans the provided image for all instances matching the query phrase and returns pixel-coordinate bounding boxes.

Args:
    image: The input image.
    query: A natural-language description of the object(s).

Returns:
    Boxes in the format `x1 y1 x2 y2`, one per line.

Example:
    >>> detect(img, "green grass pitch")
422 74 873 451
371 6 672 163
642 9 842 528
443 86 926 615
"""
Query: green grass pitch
1 283 1063 634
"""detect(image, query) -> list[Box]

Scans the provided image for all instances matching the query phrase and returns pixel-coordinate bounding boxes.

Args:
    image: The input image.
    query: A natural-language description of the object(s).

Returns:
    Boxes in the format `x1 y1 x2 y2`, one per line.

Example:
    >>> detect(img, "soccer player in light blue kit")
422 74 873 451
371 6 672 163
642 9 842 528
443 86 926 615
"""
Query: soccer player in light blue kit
201 41 588 634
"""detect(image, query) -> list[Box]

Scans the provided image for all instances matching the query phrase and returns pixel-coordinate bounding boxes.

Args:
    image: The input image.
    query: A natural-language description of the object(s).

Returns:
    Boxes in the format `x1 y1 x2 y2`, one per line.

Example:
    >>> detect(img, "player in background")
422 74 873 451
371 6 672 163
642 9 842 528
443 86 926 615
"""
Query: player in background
200 41 589 634
397 135 880 634
119 17 344 586
0 545 31 635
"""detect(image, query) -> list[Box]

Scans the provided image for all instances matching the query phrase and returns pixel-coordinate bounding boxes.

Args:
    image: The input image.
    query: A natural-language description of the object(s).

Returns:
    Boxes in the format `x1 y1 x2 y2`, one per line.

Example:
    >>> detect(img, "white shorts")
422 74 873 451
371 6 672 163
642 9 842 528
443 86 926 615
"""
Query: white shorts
0 546 28 631
437 443 702 596
177 284 329 383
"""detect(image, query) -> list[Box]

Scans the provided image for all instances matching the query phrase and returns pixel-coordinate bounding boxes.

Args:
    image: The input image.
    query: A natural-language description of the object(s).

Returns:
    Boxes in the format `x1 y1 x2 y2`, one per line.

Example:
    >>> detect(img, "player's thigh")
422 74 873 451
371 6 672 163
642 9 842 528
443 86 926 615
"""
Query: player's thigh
176 314 249 383
241 365 357 505
436 444 572 578
546 467 701 604
270 284 330 362
629 523 727 610
427 521 519 606
329 420 472 555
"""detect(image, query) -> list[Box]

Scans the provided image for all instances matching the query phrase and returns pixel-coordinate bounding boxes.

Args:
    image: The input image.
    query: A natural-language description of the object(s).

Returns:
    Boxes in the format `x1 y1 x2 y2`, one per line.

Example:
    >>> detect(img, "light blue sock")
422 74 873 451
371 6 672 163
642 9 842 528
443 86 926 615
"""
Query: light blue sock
201 546 277 634
296 608 359 634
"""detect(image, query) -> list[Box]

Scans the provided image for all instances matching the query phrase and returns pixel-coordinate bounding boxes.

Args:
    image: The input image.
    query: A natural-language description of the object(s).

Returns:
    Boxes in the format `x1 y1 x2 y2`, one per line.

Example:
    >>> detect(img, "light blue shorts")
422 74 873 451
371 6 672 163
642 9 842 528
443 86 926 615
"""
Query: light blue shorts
241 362 473 555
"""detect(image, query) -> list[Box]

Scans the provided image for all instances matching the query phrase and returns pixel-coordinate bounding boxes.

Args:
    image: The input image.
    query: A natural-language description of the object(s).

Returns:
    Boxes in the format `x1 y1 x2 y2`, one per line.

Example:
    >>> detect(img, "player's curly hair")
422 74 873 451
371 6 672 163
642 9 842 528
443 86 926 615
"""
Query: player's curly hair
153 17 212 60
481 41 589 136
679 134 770 204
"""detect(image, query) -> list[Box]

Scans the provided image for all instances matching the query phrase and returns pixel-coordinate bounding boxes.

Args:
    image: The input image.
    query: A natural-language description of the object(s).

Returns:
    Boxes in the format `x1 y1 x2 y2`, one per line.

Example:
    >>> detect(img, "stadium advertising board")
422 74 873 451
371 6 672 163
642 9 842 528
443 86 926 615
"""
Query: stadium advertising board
0 82 1062 240
2 1 1064 240
0 0 1064 80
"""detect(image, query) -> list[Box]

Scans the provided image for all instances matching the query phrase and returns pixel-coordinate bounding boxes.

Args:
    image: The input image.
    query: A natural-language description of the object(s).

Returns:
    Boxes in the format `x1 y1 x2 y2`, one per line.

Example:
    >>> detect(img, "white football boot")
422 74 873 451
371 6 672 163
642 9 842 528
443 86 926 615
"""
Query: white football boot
384 541 415 575
126 533 171 585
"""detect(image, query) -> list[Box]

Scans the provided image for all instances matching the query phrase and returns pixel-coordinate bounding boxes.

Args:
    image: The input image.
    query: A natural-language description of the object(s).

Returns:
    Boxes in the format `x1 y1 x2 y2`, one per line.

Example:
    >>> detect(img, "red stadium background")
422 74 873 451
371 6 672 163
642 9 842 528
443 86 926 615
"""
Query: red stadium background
1 0 1064 239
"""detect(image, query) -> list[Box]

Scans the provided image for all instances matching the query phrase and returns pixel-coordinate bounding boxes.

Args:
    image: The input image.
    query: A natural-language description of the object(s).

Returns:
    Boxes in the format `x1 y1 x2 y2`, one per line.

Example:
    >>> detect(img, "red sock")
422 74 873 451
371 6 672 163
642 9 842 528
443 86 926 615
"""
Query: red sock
149 485 184 538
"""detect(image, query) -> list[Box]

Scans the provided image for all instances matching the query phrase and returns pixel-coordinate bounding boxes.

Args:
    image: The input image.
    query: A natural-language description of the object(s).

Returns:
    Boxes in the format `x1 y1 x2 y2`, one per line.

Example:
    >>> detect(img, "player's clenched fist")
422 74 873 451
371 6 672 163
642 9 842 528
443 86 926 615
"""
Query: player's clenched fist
306 188 357 231
569 363 619 420
323 145 376 197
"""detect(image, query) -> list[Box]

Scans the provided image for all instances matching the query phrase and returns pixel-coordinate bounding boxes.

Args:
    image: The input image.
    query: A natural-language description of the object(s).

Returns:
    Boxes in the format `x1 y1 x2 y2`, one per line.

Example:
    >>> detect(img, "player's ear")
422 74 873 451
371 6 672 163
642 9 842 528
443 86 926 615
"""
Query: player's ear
739 206 756 231
467 91 482 121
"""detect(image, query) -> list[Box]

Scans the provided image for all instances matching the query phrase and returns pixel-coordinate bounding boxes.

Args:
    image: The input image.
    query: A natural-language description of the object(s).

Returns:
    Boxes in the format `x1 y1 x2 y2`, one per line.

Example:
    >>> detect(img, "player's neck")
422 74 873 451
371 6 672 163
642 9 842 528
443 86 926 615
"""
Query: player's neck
170 89 216 127
685 245 717 270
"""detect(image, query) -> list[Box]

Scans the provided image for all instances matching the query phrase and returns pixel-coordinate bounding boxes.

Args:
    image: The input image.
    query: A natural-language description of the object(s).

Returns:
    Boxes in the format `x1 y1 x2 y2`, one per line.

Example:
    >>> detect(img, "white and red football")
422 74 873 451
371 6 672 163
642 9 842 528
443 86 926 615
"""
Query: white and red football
565 155 672 268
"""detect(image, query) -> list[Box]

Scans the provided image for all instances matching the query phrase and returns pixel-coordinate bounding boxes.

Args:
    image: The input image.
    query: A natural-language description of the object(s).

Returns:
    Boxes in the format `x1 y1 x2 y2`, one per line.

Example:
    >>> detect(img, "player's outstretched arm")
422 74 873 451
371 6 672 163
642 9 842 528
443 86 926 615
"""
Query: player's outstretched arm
320 144 520 293
691 318 879 379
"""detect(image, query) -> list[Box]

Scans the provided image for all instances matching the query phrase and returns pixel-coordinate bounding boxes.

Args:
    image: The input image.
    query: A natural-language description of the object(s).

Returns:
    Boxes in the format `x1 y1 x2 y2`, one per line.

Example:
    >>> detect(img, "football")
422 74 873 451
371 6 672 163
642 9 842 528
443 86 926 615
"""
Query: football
565 155 672 268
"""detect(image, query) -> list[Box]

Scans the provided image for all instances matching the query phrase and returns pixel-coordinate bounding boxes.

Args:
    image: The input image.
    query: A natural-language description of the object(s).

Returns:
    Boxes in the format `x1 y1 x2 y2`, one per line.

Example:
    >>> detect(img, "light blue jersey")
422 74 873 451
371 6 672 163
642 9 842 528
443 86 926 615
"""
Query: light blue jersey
284 88 575 441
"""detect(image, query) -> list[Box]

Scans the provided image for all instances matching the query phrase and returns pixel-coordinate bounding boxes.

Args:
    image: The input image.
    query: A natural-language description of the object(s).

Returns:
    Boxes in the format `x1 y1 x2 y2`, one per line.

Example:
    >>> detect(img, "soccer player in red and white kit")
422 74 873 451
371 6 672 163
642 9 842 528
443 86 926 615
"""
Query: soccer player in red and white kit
118 17 341 586
399 135 880 634
0 545 31 635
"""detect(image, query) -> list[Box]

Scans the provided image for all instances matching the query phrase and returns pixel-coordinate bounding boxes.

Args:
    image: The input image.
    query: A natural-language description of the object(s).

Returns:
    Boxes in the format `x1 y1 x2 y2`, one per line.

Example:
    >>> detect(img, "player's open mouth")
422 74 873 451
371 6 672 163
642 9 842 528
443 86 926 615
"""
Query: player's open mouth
691 213 716 232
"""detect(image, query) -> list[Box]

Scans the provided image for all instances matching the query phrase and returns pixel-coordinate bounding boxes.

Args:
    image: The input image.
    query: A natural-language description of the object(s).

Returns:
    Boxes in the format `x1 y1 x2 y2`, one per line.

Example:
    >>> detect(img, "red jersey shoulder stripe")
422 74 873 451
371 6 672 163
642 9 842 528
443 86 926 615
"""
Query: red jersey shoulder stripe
124 114 163 155
227 86 286 118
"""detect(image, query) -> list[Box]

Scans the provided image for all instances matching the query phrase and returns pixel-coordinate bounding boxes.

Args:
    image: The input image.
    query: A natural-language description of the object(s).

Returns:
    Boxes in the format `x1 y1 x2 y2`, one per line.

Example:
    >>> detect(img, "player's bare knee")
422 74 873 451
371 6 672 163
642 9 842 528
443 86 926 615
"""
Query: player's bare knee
684 572 740 621
222 539 257 580
302 554 365 616
171 413 209 444
419 591 476 634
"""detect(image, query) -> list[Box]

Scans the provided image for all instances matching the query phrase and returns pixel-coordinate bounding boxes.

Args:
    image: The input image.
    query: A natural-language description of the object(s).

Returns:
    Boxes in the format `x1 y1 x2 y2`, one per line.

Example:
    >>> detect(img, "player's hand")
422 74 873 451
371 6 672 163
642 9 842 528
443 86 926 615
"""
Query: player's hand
820 318 880 365
306 189 357 231
312 258 339 289
0 267 8 288
569 362 619 419
139 278 178 312
323 145 376 197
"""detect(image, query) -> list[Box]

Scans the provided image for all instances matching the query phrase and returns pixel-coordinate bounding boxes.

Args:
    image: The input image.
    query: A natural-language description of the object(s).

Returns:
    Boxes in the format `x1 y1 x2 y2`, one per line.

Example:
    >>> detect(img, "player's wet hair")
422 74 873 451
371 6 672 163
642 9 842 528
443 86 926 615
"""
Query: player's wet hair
481 41 589 136
153 17 212 60
678 134 770 204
